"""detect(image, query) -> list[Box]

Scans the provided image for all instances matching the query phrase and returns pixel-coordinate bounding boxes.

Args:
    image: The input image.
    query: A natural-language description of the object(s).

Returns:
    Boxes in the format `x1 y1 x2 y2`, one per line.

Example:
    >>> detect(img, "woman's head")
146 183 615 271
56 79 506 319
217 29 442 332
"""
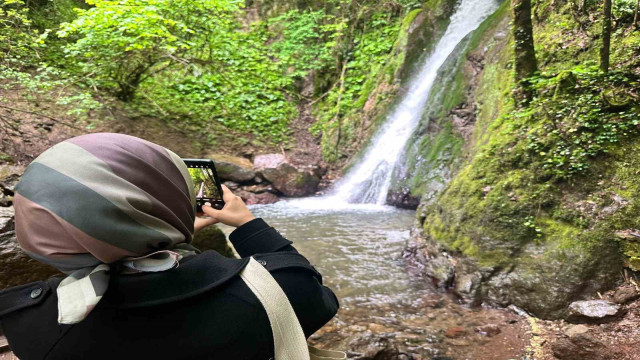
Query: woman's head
14 133 196 272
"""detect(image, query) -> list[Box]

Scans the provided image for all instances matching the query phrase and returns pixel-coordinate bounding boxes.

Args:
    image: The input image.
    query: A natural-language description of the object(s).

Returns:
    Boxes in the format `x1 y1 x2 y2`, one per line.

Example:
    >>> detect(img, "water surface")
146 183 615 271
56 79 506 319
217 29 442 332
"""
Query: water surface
222 200 421 308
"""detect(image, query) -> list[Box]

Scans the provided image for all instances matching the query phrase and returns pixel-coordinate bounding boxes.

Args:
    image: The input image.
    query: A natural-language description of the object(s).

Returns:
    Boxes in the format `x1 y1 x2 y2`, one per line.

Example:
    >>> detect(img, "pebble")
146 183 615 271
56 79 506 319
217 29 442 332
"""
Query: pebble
564 324 589 337
445 327 467 338
475 324 501 337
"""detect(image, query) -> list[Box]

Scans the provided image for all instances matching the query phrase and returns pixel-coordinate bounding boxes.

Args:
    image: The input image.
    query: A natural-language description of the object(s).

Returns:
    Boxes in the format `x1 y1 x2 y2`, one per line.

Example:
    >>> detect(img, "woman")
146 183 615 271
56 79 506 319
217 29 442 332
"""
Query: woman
0 133 339 360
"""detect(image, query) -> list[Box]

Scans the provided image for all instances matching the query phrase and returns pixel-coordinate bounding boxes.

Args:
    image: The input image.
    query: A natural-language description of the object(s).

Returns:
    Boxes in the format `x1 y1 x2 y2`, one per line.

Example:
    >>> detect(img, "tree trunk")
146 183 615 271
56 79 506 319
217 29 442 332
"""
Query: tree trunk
633 0 639 28
511 0 538 82
600 0 612 73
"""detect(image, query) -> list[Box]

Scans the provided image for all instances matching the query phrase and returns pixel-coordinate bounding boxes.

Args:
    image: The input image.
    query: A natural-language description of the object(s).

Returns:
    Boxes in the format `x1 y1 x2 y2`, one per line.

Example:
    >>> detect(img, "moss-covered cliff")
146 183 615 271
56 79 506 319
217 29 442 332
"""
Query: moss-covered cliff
312 0 461 166
406 0 640 319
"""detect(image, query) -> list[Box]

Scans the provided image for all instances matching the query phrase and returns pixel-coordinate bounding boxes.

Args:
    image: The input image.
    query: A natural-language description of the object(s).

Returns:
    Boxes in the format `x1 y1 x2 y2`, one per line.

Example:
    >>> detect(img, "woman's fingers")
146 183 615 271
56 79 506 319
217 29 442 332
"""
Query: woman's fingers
194 216 218 232
220 184 236 203
201 203 222 219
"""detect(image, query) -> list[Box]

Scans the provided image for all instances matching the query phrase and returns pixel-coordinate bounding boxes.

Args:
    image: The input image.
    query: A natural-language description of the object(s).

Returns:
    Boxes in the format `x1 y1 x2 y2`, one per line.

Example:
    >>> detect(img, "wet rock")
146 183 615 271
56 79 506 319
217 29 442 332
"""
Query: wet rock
475 324 501 337
344 333 411 360
386 189 420 209
253 154 286 172
241 184 275 194
551 333 611 360
402 231 455 289
261 163 320 197
568 300 621 321
612 285 640 304
192 225 233 258
207 154 255 182
242 192 279 205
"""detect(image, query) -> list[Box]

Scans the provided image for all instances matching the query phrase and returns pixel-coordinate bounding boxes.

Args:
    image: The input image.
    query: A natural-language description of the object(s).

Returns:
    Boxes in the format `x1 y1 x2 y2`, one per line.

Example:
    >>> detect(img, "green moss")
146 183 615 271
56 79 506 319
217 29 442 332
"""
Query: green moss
421 0 640 276
0 151 14 164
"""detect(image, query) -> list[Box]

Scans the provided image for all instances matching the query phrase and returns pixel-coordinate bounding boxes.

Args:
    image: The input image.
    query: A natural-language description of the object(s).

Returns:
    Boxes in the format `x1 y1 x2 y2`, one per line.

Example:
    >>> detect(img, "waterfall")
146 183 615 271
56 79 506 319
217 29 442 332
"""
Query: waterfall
327 0 500 205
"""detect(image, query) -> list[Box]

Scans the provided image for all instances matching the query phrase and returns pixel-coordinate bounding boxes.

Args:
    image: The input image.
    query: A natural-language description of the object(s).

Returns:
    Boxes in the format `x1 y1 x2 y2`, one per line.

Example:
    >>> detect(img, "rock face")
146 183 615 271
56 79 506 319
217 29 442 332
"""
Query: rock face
261 163 320 197
402 6 639 320
568 300 621 321
207 154 255 182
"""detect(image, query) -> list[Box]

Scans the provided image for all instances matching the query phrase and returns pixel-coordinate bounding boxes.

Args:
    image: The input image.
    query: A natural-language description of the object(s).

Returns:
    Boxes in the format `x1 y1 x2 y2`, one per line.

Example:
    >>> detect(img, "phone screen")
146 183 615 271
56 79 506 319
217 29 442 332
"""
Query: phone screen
188 167 222 201
182 159 225 212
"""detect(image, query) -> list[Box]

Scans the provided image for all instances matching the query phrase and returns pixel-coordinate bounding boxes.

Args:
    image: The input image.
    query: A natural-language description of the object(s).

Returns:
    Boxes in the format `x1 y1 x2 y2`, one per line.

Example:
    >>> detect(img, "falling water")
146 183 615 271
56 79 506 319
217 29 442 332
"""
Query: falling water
326 0 500 205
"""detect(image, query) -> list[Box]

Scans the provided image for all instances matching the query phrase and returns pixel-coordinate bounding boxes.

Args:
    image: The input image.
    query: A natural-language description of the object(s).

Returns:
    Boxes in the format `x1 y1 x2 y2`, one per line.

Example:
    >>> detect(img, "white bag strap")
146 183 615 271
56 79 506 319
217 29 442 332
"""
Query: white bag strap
239 257 346 360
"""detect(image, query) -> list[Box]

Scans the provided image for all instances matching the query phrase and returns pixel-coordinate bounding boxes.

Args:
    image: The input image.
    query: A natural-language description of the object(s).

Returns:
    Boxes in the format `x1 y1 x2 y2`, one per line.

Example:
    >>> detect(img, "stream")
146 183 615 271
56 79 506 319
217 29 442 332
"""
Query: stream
220 201 531 359
230 0 532 358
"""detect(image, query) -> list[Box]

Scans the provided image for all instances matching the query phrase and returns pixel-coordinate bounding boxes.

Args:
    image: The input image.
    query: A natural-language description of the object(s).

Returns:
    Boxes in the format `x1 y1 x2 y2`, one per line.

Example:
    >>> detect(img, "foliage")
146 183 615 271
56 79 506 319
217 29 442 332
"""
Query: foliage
0 0 100 118
268 10 337 79
0 0 37 66
515 67 640 179
312 11 402 160
56 0 242 102
612 0 638 23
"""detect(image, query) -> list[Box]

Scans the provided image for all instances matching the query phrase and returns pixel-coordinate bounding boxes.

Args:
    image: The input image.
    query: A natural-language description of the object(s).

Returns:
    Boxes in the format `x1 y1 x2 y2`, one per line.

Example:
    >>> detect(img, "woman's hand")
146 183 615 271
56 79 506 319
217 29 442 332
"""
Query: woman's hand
199 184 255 228
194 214 218 232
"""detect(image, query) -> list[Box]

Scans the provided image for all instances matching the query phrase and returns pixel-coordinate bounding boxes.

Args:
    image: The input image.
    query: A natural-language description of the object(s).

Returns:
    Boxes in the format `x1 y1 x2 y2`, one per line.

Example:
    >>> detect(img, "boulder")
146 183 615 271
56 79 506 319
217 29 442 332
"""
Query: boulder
191 225 234 258
261 163 320 197
253 154 287 172
207 154 255 183
568 300 621 321
386 188 420 209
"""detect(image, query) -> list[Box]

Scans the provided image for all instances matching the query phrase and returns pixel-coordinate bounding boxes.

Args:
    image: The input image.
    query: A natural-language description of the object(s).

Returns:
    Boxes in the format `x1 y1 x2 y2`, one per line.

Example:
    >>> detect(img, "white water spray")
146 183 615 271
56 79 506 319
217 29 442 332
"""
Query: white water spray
324 0 500 206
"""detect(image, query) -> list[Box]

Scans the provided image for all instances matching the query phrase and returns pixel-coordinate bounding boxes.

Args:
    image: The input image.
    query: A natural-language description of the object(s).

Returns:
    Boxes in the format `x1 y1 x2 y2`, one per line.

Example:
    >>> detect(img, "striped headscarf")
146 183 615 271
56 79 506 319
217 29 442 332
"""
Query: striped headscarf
13 133 197 324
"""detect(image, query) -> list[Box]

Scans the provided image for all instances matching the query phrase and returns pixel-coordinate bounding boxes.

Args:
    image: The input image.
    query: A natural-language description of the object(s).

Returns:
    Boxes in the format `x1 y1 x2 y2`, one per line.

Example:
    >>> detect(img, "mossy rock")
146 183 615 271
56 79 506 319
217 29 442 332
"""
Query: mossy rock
206 153 256 183
192 225 234 258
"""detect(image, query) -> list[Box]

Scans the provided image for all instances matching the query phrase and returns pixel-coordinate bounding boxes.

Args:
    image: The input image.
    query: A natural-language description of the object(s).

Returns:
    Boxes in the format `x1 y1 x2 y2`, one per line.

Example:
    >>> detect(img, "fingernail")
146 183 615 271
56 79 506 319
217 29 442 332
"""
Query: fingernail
204 202 211 207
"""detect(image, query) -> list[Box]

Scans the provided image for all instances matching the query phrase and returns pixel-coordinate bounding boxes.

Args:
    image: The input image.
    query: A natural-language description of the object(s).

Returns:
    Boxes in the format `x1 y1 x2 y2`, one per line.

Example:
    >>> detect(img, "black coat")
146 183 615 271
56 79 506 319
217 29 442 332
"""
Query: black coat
0 218 339 360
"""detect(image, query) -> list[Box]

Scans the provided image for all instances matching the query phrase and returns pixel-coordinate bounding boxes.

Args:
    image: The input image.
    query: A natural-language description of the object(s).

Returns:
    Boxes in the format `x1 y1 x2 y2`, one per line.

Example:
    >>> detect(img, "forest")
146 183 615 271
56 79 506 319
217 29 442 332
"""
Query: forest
2 0 640 358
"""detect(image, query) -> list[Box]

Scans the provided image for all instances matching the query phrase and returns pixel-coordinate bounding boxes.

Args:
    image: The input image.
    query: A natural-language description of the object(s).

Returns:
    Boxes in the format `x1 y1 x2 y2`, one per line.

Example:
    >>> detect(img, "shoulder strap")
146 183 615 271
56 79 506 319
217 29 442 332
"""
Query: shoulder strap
239 257 345 360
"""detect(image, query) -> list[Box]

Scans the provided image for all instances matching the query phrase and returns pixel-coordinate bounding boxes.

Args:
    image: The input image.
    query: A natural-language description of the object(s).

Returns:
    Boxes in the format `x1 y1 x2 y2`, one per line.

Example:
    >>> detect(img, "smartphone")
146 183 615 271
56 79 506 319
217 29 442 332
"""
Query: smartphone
182 158 225 212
